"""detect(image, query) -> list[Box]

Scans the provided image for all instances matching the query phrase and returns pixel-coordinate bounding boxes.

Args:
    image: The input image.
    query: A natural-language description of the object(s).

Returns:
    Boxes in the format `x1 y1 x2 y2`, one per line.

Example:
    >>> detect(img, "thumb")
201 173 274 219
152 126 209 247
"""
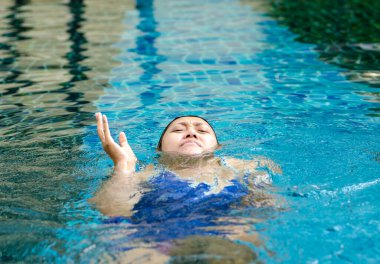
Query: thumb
119 132 129 147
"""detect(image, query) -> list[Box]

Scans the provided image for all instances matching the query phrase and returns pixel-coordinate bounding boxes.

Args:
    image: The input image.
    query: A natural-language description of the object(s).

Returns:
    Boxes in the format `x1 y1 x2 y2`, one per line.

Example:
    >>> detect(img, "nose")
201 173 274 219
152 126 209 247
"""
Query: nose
185 127 197 138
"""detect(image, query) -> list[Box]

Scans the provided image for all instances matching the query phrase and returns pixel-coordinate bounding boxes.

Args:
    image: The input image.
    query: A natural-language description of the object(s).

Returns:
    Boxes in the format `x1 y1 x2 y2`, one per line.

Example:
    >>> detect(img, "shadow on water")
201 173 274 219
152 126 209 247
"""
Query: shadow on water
267 0 380 116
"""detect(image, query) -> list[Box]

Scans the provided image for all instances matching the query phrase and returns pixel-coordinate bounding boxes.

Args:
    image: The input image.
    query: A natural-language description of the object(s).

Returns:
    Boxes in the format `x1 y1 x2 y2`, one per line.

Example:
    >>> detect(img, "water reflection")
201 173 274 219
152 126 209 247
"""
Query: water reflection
0 0 132 261
132 0 167 106
60 0 90 113
267 0 380 113
0 0 33 98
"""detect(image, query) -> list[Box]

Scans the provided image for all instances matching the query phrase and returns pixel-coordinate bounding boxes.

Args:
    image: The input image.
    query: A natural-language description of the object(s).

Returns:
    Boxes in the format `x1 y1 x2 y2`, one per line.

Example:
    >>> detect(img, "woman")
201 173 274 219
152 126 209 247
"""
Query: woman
91 112 281 262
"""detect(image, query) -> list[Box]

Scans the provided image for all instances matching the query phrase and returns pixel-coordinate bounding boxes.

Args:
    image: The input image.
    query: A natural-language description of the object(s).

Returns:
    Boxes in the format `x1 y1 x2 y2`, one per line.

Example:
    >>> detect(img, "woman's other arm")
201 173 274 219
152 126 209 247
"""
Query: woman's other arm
226 156 282 176
226 157 283 207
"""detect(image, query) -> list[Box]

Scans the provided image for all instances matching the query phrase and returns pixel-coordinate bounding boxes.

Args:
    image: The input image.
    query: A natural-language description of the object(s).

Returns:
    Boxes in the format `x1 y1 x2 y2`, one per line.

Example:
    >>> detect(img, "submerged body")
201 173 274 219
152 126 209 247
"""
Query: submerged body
96 166 276 263
92 113 281 262
91 154 279 217
105 170 250 238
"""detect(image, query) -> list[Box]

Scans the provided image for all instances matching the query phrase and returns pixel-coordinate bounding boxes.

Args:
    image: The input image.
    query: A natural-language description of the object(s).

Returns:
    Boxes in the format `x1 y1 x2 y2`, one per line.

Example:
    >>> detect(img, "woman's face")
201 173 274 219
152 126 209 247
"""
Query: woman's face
160 117 218 156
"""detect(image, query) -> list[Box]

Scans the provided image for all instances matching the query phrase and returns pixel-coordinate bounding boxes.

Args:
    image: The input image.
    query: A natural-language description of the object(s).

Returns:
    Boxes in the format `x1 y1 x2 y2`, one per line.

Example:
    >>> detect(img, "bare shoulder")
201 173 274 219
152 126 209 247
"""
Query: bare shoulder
224 157 256 171
115 164 156 182
225 156 282 175
136 164 156 180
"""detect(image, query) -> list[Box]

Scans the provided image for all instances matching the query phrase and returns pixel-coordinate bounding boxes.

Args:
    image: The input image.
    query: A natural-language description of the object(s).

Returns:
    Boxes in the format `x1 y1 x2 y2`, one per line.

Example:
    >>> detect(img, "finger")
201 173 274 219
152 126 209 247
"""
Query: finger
119 132 137 161
119 132 128 147
102 114 114 142
96 112 105 142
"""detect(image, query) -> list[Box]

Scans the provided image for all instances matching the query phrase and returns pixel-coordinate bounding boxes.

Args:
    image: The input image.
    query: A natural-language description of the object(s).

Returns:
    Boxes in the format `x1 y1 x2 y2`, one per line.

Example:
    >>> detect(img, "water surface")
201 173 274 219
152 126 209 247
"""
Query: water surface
0 0 379 263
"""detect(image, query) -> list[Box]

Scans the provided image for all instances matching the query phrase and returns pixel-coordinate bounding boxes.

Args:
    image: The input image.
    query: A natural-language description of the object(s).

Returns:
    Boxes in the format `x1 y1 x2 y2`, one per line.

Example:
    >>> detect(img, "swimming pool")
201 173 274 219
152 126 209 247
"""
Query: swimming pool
0 0 379 262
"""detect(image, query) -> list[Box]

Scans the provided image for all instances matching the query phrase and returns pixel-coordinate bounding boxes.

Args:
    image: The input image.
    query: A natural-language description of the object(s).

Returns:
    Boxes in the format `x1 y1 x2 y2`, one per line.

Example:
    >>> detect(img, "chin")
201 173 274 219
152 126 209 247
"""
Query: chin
180 151 203 156
178 148 203 156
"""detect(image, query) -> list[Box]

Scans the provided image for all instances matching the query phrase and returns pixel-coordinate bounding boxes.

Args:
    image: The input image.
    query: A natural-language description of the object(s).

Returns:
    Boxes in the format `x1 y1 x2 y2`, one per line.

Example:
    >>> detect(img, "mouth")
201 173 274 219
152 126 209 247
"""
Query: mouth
180 140 201 147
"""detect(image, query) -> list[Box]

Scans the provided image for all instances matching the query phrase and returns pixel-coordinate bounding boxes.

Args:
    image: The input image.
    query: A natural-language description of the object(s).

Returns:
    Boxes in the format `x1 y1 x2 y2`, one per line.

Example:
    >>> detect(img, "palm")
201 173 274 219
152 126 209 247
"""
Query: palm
96 113 137 171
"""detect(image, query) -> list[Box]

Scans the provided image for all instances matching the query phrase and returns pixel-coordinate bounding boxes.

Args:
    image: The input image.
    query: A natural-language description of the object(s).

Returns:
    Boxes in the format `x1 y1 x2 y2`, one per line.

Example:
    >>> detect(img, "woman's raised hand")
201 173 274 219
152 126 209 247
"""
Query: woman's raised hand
96 112 137 172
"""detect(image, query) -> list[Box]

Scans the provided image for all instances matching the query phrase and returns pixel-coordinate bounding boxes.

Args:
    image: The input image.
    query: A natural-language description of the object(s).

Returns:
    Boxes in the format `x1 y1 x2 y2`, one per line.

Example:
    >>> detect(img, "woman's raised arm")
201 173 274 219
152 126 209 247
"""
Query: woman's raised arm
90 113 152 217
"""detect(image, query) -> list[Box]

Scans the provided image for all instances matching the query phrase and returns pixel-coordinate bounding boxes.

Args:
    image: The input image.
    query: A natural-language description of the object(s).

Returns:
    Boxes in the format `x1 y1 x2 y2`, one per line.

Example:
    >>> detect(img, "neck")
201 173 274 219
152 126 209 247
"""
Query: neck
158 151 218 171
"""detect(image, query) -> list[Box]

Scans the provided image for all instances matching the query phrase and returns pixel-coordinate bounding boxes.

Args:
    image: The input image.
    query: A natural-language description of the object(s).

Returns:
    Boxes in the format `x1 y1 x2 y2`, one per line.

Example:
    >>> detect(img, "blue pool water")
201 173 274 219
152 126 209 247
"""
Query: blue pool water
1 0 379 263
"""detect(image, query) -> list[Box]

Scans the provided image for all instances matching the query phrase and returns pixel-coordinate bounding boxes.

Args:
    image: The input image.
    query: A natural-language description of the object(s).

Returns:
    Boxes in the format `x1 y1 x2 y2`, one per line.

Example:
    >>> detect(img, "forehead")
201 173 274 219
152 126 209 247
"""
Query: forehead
169 117 210 127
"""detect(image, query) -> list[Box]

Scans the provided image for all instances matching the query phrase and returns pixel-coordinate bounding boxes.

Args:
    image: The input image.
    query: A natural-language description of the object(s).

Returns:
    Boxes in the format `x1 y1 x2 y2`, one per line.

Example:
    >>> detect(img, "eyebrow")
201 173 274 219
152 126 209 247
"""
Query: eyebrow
172 122 208 127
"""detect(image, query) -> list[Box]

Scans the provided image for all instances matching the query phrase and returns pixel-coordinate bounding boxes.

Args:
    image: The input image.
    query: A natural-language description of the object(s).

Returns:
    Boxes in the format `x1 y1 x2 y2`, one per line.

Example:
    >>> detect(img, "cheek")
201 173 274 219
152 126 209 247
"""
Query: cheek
203 135 218 148
161 134 181 150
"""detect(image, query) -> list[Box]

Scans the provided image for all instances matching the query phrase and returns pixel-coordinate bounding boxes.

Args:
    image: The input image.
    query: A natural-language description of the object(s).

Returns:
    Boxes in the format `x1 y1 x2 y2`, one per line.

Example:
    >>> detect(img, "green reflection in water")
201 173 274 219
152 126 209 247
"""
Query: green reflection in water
268 0 380 114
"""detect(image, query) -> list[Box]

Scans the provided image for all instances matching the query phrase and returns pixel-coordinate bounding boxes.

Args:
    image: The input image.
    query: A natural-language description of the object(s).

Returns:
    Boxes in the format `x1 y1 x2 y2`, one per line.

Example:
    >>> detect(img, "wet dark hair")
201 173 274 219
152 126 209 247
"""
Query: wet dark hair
156 116 220 151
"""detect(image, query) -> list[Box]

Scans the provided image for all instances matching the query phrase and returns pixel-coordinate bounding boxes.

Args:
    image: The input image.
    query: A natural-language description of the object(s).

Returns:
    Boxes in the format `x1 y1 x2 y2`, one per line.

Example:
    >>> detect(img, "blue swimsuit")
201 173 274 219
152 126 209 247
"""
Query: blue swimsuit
105 171 255 253
105 170 250 244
